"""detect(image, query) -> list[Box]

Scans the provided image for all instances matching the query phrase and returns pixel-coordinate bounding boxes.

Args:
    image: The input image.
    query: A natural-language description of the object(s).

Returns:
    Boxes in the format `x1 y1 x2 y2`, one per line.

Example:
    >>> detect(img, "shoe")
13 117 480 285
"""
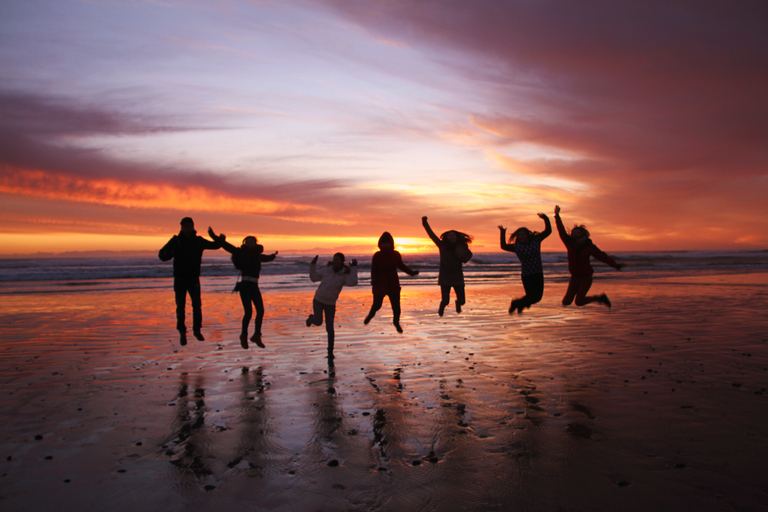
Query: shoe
438 304 446 317
517 302 525 314
306 315 313 327
239 333 249 350
509 300 517 314
456 303 462 314
364 313 374 325
250 333 265 349
598 293 612 308
394 321 403 333
179 331 187 346
193 330 204 341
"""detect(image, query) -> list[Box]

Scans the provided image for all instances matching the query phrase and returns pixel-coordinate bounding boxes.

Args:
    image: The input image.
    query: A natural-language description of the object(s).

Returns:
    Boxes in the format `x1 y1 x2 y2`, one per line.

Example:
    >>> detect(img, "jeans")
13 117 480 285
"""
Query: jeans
519 273 544 307
440 285 465 308
367 293 402 323
308 299 336 350
239 281 264 336
174 276 202 332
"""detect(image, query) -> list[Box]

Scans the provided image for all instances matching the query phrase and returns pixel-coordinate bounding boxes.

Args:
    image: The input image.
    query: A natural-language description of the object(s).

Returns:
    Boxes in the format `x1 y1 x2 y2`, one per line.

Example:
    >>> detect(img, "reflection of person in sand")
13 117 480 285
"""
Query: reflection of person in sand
158 217 222 345
213 233 277 350
554 205 624 308
306 359 348 467
499 212 552 314
364 232 419 333
164 373 212 482
422 216 473 316
306 253 358 358
226 366 273 474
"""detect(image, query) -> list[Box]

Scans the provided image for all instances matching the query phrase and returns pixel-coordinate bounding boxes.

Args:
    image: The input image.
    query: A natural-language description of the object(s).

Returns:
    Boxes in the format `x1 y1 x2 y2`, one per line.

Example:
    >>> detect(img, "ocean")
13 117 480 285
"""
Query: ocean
1 250 766 296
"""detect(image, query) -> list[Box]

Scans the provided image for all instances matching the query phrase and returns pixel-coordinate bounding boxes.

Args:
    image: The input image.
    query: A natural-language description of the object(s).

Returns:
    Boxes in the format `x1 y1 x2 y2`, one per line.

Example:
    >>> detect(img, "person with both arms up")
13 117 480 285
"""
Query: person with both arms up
305 252 358 359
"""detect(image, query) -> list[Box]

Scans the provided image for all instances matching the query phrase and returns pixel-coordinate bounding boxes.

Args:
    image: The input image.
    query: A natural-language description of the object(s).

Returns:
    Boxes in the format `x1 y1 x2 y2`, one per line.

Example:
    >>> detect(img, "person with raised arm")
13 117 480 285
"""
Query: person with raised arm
499 212 552 314
212 232 277 349
305 253 358 359
554 205 624 308
421 216 473 316
364 231 419 332
158 217 223 345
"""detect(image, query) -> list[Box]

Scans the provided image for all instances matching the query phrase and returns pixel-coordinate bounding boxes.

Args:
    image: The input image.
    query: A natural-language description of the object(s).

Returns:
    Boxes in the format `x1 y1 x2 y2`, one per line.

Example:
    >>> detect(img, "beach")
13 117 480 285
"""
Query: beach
1 272 767 511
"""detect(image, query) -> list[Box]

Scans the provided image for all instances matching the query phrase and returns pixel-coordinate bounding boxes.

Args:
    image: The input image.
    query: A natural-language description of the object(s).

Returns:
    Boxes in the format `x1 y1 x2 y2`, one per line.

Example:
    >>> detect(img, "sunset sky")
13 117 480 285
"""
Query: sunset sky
2 0 767 256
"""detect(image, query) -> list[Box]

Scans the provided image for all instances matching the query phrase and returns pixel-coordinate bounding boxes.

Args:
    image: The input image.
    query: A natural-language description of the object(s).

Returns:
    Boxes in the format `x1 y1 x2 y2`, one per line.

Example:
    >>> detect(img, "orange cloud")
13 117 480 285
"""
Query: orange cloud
0 166 351 225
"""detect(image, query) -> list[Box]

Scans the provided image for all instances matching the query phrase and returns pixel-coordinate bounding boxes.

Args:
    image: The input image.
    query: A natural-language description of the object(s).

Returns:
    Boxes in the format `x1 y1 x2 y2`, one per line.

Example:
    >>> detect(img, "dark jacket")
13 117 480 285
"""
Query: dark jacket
423 221 470 287
371 232 417 296
158 230 221 278
555 215 619 277
221 241 276 279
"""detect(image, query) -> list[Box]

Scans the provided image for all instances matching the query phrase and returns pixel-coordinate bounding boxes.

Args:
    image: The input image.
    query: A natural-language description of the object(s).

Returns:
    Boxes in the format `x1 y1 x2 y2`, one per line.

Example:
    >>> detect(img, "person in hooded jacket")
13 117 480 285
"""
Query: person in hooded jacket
158 217 223 345
306 253 358 358
422 216 473 316
554 205 624 308
214 233 277 349
364 232 419 332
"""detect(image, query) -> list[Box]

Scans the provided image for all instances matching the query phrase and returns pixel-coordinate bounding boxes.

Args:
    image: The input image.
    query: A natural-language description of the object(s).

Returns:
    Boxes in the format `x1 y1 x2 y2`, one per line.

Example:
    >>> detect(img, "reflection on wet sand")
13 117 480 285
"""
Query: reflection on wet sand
366 366 421 468
226 366 273 475
162 373 212 485
307 360 349 466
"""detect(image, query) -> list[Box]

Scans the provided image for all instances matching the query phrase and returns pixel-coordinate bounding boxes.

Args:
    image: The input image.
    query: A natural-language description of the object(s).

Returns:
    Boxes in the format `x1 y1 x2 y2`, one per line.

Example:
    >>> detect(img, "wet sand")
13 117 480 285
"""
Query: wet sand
1 273 767 511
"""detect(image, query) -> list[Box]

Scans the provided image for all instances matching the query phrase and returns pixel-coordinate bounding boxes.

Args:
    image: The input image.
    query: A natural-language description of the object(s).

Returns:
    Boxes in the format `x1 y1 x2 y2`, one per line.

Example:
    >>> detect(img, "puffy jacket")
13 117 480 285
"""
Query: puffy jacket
221 241 276 279
310 261 358 305
158 230 221 277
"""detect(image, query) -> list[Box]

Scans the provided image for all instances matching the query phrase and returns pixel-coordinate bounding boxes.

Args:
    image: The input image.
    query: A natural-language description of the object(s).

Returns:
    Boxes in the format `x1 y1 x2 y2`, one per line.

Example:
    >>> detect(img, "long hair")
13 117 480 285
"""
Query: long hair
569 224 590 239
508 227 539 244
440 230 473 245
377 232 394 250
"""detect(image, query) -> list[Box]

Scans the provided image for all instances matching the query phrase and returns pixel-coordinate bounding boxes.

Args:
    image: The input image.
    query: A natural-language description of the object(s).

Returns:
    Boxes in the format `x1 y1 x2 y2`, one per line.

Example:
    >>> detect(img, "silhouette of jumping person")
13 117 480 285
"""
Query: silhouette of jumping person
554 205 624 308
158 217 222 345
306 253 358 359
364 232 419 333
214 233 277 350
422 216 473 316
499 212 552 314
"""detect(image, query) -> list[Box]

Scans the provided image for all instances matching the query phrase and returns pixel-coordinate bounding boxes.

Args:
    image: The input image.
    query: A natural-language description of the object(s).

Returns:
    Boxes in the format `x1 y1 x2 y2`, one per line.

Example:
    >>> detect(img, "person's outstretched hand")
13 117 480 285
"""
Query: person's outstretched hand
538 212 547 219
498 225 506 231
421 216 428 224
413 270 420 276
311 255 319 264
554 205 560 215
208 227 225 241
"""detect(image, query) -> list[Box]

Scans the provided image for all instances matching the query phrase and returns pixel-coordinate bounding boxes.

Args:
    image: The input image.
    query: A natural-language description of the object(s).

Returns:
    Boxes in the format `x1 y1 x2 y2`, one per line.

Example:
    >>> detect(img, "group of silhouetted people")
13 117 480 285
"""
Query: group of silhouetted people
159 206 623 357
